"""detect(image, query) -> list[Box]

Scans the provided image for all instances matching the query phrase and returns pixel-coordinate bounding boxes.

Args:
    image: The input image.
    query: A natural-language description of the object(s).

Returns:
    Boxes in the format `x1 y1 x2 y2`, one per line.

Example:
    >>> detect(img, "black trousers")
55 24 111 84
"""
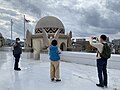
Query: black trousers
14 54 20 69
97 58 108 86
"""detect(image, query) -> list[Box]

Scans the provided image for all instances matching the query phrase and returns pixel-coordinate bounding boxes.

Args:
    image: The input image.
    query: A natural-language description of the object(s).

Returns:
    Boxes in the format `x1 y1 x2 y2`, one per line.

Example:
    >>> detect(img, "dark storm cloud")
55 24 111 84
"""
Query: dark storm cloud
106 0 120 13
3 0 42 17
83 7 100 27
70 1 120 37
0 8 18 16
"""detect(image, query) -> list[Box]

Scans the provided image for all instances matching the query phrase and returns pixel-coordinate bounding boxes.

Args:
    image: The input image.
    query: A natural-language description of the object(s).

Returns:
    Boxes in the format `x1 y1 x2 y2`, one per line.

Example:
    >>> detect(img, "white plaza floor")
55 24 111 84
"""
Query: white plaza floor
0 51 120 90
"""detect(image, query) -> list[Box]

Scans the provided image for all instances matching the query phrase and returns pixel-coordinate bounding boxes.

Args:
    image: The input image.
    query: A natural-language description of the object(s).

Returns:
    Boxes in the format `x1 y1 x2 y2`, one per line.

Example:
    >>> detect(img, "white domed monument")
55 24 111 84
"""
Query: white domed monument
26 16 72 60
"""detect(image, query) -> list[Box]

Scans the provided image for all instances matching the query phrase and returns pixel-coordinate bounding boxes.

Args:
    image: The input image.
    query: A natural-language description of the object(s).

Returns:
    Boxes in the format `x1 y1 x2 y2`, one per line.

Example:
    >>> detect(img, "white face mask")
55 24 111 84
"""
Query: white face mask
17 41 20 43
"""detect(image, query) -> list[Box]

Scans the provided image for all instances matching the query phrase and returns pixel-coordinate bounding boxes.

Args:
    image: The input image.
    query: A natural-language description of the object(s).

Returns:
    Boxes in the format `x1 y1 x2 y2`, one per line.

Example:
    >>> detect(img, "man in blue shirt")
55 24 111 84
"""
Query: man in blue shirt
49 40 61 82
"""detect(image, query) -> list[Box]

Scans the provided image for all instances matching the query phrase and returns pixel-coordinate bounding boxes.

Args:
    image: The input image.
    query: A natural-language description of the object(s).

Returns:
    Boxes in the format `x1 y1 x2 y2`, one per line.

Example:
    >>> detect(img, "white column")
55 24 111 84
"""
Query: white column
33 39 41 60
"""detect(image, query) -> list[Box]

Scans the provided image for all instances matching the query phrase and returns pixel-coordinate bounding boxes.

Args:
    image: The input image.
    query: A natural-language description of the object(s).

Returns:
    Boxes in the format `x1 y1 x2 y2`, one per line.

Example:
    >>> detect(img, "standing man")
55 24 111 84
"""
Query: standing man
49 40 61 82
13 38 22 71
90 35 111 88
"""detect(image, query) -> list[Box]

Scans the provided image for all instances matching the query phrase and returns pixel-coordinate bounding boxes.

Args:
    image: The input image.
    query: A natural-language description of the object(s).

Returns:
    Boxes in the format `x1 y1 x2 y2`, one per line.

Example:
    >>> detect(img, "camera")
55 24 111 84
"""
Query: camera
92 37 97 40
92 37 98 43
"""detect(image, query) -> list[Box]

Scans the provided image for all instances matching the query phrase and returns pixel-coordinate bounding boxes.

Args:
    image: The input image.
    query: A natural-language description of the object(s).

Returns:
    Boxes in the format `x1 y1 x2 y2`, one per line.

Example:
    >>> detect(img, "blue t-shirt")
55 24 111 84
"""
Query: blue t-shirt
49 46 60 61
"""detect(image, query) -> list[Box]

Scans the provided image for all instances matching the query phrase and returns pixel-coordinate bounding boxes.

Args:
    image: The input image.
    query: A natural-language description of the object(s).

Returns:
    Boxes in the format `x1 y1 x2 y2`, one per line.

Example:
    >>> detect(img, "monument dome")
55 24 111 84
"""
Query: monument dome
35 16 65 34
28 16 72 60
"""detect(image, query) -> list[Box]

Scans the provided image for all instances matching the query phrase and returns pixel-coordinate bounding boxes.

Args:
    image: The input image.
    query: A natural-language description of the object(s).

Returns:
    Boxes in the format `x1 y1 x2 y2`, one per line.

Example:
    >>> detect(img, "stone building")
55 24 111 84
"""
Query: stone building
25 16 72 59
73 39 90 51
112 39 120 54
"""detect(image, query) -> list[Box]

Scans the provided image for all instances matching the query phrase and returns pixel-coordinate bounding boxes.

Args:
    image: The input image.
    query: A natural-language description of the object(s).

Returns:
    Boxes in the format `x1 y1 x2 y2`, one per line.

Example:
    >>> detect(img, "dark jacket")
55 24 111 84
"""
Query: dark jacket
13 43 22 55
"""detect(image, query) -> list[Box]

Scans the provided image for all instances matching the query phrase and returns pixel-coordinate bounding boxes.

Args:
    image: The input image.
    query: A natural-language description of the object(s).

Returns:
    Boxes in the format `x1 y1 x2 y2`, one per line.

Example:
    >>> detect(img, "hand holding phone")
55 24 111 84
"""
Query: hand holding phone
91 37 99 43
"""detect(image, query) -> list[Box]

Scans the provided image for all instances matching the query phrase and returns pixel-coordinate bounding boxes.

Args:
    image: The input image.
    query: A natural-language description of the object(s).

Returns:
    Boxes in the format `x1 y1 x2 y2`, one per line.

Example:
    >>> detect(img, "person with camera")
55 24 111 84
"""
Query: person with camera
49 39 61 82
13 38 22 71
90 35 111 88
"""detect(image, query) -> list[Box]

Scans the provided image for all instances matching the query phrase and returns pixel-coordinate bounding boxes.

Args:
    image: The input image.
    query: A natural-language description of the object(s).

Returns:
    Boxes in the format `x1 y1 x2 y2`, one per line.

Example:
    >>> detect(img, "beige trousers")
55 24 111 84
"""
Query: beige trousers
50 61 60 79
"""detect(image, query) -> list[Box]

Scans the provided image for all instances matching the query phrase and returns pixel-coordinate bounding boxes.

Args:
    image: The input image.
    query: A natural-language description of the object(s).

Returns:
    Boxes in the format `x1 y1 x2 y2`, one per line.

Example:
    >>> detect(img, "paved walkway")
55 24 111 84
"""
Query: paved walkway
0 51 120 90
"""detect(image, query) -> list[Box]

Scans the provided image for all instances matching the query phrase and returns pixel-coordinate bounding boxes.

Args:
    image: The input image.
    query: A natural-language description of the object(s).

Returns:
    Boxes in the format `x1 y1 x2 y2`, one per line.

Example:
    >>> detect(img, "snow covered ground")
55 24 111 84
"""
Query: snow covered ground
0 51 120 90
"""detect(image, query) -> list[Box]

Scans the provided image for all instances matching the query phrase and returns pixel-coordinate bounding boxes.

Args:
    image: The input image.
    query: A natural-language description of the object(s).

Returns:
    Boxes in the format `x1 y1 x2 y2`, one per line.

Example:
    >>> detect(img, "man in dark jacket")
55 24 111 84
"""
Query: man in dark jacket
13 38 22 71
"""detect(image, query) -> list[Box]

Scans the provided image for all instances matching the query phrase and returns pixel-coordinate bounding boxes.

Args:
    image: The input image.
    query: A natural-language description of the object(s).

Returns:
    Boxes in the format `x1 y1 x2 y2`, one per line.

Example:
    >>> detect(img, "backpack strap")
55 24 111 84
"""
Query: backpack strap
102 43 107 45
96 50 99 57
97 43 106 57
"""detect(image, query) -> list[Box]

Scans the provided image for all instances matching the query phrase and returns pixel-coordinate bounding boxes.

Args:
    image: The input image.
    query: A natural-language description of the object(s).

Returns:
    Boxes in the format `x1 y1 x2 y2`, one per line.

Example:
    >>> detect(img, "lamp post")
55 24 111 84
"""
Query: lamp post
11 19 13 46
24 15 26 48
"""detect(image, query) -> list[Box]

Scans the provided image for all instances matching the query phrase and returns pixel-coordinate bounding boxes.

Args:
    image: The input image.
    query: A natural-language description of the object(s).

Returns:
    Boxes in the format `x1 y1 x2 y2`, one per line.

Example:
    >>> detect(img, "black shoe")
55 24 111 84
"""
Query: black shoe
14 68 21 71
18 68 21 70
51 78 54 81
104 85 108 88
56 79 61 82
96 84 104 88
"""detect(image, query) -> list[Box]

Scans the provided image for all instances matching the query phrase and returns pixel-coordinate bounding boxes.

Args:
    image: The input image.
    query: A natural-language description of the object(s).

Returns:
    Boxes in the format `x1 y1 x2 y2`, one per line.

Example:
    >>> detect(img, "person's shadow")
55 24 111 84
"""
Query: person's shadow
13 71 21 90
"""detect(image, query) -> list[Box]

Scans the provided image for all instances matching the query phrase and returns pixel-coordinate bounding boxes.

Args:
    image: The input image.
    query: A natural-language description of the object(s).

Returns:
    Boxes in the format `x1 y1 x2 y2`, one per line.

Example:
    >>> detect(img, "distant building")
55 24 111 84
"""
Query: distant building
0 33 5 47
112 39 120 54
106 37 110 43
112 39 120 45
73 39 90 51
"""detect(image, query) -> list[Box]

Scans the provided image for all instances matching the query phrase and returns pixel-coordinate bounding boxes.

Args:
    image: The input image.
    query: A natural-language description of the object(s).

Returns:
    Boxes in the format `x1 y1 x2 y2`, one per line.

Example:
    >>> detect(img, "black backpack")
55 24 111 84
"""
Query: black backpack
100 43 111 59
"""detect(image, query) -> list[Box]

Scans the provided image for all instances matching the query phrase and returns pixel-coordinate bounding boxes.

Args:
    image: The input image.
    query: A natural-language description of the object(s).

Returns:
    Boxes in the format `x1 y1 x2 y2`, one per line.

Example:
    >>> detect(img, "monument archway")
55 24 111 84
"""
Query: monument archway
60 42 66 51
32 16 69 60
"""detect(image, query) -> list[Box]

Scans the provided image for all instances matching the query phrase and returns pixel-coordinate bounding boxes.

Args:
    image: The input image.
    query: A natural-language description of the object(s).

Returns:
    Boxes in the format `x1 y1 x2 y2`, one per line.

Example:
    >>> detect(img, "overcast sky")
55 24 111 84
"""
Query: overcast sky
0 0 120 41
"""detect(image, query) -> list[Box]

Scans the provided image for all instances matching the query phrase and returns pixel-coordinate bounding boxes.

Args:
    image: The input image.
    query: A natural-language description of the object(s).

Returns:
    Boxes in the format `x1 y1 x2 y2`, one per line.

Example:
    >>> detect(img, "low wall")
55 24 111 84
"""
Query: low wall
60 51 120 70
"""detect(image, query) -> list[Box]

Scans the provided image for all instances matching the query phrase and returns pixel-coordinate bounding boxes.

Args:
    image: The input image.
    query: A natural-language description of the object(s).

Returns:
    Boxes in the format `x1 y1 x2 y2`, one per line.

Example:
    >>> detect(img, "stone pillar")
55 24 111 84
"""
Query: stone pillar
33 39 41 60
25 47 33 59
